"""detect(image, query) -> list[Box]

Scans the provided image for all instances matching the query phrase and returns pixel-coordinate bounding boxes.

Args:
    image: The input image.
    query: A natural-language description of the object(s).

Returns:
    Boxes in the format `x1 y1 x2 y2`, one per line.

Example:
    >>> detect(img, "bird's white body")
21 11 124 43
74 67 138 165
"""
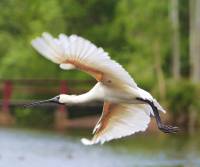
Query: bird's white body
60 82 148 105
31 32 166 145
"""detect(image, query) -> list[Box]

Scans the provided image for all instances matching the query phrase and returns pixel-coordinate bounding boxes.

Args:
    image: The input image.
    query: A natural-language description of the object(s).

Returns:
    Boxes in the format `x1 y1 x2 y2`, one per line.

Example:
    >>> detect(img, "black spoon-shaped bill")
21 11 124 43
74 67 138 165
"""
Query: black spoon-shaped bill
24 96 60 108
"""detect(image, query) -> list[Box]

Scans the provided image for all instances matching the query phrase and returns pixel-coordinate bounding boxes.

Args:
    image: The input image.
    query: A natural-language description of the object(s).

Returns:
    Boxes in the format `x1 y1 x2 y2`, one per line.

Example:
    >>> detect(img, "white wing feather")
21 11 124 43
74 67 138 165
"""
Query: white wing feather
31 32 137 88
81 103 151 145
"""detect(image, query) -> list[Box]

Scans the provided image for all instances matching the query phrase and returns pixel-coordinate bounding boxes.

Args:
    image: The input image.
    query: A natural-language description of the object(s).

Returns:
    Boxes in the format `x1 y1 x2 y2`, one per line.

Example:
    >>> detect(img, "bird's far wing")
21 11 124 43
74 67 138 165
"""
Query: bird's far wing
81 102 151 145
31 32 137 87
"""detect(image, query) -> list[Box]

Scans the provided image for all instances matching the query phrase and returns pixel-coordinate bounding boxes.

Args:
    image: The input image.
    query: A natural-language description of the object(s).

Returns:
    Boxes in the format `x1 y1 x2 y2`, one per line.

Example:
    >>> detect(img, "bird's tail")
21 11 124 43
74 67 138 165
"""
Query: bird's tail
138 88 166 115
153 98 166 114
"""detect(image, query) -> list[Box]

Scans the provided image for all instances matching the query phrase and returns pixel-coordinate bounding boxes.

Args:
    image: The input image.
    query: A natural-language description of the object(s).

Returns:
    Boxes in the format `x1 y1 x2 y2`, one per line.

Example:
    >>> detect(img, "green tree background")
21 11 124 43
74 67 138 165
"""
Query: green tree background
0 0 199 128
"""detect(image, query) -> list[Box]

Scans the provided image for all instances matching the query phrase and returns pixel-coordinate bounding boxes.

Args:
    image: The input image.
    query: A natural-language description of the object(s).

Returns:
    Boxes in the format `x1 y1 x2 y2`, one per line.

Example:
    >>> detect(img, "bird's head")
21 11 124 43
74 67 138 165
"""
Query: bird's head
24 94 70 108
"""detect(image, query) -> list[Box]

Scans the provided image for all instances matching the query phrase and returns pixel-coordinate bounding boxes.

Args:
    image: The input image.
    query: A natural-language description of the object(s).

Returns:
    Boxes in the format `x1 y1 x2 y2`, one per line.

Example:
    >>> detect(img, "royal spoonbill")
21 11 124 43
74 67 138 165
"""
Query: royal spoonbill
25 32 179 145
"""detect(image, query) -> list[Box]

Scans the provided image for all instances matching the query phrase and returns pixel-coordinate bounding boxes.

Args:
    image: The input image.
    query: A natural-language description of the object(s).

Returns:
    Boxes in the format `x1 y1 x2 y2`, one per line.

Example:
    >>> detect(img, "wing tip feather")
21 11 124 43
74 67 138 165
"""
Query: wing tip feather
81 138 94 145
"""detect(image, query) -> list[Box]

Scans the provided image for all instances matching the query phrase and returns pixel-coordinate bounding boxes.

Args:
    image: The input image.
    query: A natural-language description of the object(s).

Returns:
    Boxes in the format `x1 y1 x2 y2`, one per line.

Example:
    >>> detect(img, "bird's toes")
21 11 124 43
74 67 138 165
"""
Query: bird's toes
159 124 180 133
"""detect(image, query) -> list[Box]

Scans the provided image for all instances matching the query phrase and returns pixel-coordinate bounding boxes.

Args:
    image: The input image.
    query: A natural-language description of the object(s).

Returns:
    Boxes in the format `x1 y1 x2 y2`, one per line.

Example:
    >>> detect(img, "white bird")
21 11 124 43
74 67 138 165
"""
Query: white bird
25 32 179 145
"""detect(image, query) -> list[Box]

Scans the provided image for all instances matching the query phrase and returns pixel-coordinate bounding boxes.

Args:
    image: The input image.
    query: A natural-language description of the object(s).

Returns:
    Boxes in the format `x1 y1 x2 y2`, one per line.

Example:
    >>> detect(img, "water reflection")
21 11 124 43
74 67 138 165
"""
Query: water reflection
0 127 199 167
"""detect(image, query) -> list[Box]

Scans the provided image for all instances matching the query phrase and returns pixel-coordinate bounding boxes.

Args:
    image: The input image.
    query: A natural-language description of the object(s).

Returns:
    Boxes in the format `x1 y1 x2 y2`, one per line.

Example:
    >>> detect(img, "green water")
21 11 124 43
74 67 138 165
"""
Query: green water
0 127 199 167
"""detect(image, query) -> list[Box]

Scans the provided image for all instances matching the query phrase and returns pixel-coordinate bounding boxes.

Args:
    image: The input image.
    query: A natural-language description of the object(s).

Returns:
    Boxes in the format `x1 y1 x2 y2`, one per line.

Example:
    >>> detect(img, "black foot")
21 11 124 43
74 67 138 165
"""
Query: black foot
159 124 179 133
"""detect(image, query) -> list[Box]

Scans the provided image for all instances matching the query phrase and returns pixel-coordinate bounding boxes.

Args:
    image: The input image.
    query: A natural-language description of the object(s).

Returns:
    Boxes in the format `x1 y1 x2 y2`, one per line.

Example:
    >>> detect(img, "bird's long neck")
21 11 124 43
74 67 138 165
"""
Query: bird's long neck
68 92 95 104
60 83 104 105
61 92 98 105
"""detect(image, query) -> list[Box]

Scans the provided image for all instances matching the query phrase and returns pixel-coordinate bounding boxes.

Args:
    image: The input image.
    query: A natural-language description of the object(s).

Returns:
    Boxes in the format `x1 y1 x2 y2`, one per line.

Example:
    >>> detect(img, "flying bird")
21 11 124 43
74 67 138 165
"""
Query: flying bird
25 32 179 145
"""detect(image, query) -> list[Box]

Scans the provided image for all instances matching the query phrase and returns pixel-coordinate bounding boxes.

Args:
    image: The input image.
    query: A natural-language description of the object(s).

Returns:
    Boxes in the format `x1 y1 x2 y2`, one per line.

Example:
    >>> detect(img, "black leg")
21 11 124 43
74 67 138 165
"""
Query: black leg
136 98 179 133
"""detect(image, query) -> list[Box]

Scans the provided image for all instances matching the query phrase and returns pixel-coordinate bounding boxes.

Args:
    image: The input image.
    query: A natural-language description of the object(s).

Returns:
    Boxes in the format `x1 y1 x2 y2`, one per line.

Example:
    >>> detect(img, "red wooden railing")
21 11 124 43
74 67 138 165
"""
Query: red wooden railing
2 81 13 113
58 80 68 113
0 79 96 114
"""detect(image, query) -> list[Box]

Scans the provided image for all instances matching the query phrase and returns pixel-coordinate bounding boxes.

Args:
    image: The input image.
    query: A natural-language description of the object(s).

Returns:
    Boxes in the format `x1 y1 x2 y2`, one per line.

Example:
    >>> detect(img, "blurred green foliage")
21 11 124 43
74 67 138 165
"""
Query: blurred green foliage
166 81 200 125
15 108 54 128
0 0 172 80
167 81 196 115
0 0 199 126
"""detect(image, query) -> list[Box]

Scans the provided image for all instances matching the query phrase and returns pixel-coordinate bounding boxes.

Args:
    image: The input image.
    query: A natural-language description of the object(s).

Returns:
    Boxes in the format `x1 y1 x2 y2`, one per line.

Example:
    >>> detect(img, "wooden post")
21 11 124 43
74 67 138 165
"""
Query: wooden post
0 80 15 125
2 80 12 112
54 80 69 130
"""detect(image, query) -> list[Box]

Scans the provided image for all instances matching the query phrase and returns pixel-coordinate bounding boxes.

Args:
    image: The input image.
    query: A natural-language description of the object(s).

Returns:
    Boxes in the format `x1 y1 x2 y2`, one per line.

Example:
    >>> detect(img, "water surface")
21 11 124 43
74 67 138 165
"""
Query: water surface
0 127 199 167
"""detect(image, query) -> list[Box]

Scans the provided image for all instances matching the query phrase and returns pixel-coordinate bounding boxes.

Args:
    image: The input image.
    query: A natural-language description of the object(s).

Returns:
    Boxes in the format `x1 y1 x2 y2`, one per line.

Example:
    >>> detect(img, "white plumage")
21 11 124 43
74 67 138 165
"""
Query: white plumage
30 32 171 145
82 103 151 145
32 32 137 87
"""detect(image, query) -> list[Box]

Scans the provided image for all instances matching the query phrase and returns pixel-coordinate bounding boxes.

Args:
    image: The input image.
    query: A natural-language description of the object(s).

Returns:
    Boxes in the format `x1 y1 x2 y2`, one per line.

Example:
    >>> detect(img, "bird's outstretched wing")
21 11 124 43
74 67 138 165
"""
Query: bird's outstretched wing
31 32 137 88
81 102 151 145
